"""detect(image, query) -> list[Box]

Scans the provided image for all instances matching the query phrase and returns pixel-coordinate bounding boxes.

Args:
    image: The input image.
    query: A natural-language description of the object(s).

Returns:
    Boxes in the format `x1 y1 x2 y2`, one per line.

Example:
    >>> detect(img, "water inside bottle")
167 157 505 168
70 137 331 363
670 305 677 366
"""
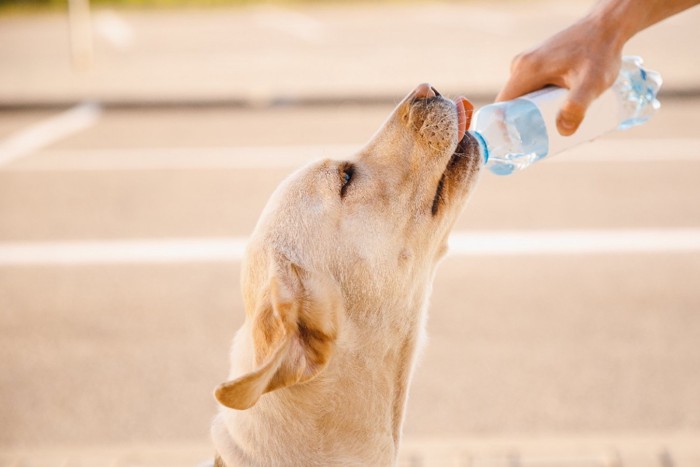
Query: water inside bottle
476 99 549 175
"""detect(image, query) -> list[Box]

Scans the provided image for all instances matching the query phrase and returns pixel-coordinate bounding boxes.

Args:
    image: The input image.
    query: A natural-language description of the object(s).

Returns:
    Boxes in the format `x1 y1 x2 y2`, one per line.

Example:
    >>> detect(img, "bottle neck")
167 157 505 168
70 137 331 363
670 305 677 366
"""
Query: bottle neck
469 130 489 165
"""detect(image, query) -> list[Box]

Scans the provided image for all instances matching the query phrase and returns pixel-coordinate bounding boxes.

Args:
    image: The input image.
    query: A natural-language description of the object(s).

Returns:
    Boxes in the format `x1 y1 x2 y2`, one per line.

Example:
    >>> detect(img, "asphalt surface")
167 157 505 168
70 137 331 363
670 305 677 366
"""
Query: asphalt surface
1 97 700 459
2 2 700 465
1 2 700 105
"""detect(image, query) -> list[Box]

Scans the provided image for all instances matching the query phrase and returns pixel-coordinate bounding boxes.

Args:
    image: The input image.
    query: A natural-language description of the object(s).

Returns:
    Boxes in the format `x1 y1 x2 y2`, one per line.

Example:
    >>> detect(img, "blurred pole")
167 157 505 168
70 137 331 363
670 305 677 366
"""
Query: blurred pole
68 0 94 71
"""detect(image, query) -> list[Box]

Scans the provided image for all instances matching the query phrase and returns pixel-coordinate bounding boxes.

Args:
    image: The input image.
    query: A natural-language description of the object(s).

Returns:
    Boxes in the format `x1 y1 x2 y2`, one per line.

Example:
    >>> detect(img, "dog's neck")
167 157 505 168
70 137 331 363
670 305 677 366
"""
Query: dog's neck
213 302 427 467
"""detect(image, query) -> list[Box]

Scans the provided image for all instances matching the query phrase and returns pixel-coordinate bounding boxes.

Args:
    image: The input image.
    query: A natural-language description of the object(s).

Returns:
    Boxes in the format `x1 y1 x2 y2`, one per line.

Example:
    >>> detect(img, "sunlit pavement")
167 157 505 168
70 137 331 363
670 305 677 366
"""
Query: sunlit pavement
2 1 700 464
2 100 700 464
2 434 700 466
0 2 699 105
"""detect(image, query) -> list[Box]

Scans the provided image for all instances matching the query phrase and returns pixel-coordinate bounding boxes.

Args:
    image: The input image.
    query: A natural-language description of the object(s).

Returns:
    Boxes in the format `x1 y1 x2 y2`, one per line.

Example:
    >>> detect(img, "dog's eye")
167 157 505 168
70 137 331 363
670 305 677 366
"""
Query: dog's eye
340 164 354 198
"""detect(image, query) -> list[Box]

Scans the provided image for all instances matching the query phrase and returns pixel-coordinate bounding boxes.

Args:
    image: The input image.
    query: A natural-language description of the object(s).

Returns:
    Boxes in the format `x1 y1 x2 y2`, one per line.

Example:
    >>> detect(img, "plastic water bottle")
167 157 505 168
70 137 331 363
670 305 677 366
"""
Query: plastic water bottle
470 56 662 175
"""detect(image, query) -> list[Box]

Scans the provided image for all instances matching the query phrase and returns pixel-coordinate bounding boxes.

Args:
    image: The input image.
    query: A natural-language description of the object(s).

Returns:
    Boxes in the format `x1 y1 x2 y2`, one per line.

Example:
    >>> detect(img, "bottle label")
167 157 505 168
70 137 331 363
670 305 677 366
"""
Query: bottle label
519 86 621 156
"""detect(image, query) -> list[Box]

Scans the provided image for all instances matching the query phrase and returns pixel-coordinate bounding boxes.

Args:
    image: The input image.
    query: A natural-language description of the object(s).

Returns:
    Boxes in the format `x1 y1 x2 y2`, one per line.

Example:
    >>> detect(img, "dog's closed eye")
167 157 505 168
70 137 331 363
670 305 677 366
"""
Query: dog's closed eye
340 163 355 198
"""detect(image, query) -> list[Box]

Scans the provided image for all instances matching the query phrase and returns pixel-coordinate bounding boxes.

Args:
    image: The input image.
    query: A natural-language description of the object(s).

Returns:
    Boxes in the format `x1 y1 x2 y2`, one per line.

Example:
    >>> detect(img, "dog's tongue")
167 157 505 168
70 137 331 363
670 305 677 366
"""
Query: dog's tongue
455 96 474 142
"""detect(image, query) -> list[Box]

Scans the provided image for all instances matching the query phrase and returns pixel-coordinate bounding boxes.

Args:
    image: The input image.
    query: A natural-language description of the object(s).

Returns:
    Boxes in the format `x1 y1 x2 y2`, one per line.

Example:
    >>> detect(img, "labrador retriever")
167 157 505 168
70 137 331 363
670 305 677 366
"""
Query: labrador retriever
212 83 482 466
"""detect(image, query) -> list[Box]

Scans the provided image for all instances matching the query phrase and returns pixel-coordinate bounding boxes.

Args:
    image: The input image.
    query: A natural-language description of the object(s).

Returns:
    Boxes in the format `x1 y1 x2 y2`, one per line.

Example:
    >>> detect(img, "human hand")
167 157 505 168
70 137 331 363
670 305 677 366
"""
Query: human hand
496 16 624 136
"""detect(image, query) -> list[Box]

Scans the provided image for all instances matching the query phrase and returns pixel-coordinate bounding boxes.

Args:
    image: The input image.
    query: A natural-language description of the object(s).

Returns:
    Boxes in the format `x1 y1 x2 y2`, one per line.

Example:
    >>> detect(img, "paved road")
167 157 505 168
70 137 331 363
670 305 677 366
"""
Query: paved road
1 1 699 105
2 1 700 464
1 96 699 467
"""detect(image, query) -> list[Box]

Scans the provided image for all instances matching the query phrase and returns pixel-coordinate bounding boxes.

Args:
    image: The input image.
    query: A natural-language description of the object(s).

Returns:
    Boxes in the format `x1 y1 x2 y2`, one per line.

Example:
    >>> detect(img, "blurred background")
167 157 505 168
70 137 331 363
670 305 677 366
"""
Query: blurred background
1 0 699 465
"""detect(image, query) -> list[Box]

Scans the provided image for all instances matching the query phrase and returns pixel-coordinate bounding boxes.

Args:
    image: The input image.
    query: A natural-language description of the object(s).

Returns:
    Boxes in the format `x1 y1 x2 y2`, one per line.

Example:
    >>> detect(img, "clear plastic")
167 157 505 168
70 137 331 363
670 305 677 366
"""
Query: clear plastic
471 56 662 176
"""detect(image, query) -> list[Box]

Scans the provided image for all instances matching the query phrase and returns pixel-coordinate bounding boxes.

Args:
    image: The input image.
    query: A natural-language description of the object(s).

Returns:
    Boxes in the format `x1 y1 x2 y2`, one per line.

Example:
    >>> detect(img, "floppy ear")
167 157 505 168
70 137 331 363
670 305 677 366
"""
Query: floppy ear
214 260 342 410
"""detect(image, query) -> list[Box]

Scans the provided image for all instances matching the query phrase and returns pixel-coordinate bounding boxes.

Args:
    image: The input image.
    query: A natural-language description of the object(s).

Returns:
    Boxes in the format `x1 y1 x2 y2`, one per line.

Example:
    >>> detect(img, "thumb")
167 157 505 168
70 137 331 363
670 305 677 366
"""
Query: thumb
556 85 599 136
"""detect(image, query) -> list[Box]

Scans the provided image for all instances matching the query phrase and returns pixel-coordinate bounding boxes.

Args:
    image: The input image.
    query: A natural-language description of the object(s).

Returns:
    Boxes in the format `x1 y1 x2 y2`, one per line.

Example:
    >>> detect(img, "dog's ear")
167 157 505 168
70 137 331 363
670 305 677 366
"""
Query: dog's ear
214 259 342 410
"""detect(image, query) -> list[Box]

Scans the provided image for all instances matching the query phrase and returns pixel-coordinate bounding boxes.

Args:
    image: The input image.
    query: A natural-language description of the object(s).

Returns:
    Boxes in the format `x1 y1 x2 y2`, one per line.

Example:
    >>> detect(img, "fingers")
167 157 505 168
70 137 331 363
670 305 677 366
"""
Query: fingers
500 70 604 137
497 35 622 136
496 75 544 103
555 81 601 136
495 53 550 102
556 100 587 136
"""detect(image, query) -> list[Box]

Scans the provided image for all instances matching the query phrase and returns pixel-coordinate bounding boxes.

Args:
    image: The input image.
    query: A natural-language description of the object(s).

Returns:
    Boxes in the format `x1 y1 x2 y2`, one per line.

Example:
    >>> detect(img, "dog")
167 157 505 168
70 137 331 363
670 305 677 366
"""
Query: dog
211 83 482 466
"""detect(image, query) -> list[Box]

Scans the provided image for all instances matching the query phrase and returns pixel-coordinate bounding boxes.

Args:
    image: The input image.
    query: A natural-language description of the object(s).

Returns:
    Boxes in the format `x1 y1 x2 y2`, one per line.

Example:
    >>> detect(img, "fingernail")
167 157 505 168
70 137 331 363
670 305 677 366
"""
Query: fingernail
558 117 576 135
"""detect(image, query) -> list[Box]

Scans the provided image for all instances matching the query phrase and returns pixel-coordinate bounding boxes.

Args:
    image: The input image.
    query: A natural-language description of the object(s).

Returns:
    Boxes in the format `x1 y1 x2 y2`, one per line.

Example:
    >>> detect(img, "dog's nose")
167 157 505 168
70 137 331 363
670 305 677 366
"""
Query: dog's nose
413 83 437 100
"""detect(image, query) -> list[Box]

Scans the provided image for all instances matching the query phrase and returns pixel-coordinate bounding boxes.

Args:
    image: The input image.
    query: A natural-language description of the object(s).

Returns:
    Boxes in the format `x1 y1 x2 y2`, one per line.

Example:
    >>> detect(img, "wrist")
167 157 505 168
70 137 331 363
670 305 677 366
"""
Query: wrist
585 0 642 48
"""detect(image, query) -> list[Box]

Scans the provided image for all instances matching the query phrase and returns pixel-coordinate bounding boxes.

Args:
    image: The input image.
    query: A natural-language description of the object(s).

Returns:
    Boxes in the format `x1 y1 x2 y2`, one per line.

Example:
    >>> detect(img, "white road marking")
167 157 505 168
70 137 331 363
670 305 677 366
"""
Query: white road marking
0 102 102 167
94 10 134 50
0 238 247 266
2 229 700 266
447 229 700 256
5 139 699 172
5 144 359 171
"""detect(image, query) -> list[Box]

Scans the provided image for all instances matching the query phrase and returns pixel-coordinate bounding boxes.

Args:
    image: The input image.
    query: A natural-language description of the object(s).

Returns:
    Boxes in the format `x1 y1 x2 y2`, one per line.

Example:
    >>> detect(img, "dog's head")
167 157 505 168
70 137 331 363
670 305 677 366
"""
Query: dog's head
215 84 482 410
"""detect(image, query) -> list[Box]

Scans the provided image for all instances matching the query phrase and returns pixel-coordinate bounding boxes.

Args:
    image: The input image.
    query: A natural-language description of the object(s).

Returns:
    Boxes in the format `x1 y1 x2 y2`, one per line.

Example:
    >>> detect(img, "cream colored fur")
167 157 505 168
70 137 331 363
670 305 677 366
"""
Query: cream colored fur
212 85 482 466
